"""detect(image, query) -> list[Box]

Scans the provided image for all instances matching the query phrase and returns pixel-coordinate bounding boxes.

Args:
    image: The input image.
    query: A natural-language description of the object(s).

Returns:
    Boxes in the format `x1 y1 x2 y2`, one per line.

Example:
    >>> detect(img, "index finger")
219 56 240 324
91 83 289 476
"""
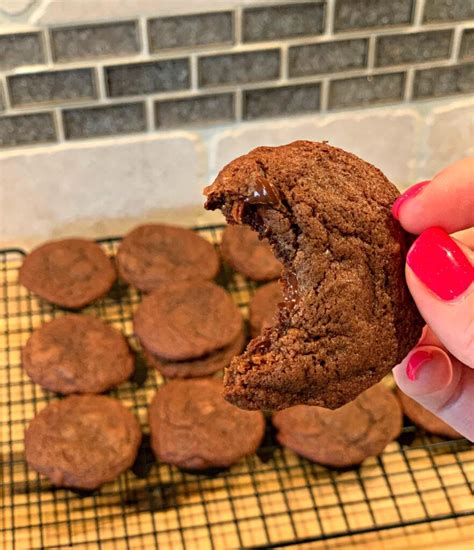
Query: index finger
393 157 474 235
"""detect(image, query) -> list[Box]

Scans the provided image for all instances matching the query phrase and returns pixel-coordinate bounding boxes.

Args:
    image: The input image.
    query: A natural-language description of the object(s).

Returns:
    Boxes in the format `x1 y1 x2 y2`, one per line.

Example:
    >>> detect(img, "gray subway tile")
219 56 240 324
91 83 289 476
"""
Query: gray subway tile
51 21 140 62
334 0 414 31
0 112 56 147
8 69 96 107
148 12 233 51
155 94 234 128
244 83 321 120
289 39 368 77
375 30 453 67
413 63 474 99
423 0 474 22
243 2 324 42
106 59 190 97
0 32 45 70
199 50 280 88
329 72 405 109
63 103 146 140
460 29 474 60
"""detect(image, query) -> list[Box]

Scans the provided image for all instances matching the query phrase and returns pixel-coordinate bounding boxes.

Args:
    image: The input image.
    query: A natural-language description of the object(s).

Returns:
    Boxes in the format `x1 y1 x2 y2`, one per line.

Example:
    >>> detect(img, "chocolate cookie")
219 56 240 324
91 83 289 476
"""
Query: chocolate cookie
205 141 424 410
22 315 134 394
116 224 220 292
148 378 265 469
19 238 116 309
25 395 141 489
396 389 462 439
144 330 246 378
134 281 243 360
249 282 283 337
273 384 402 467
221 225 281 281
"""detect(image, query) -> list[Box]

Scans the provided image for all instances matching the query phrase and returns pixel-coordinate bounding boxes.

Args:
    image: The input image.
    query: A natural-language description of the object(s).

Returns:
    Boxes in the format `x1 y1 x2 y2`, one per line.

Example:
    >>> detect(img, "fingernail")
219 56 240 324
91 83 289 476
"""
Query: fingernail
391 180 430 220
407 227 474 301
405 346 453 395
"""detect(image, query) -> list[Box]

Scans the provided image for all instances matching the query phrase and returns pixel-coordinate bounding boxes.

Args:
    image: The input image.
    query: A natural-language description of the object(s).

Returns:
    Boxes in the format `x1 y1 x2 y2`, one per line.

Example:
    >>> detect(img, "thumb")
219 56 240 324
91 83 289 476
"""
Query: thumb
405 227 474 367
393 345 474 441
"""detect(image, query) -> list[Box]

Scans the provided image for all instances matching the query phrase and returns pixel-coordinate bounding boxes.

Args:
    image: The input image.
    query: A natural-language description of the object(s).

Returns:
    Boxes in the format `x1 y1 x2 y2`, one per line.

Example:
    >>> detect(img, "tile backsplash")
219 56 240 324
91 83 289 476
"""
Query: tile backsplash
0 0 472 148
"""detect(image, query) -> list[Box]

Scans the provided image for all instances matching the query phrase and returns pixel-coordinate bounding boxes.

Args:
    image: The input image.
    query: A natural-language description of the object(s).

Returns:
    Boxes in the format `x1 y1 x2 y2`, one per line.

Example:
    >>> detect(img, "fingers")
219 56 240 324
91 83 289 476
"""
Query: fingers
405 227 474 367
392 157 474 235
393 346 474 441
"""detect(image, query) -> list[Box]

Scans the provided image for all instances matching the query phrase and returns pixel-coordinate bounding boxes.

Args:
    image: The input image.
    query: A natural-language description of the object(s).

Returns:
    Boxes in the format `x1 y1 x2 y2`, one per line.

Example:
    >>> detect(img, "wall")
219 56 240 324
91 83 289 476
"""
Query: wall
0 0 473 248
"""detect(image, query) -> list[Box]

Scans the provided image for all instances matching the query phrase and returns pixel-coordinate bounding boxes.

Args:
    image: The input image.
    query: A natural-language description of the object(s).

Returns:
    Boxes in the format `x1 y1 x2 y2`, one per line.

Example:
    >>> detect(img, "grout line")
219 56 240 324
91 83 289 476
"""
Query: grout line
324 0 335 36
42 29 54 66
404 68 415 101
320 78 329 112
54 109 65 142
450 25 463 63
190 54 199 91
145 97 155 132
138 18 149 55
95 65 107 100
367 35 376 72
235 88 243 122
234 7 243 44
0 75 11 111
280 44 289 82
413 0 426 28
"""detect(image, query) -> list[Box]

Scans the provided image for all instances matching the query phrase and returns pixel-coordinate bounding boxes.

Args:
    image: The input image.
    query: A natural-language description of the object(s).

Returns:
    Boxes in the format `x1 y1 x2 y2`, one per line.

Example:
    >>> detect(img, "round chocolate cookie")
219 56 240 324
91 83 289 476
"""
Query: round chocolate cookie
22 315 134 394
116 224 220 292
249 281 283 337
205 140 424 411
396 389 462 439
19 238 116 309
25 395 141 489
148 378 265 469
221 225 281 281
134 281 243 361
272 384 402 467
144 330 246 378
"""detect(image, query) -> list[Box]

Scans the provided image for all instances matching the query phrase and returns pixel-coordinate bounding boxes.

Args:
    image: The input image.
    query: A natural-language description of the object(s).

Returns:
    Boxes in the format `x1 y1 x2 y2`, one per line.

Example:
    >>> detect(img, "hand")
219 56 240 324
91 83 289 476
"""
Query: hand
391 158 474 441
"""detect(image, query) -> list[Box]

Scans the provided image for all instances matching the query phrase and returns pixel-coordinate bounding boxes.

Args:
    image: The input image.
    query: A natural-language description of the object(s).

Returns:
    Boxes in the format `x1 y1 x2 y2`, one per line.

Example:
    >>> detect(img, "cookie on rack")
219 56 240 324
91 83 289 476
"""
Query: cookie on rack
134 280 243 361
396 389 462 439
22 314 134 394
19 238 116 309
272 384 402 468
148 378 265 470
220 225 281 281
144 330 246 379
116 224 220 292
249 281 283 337
25 395 141 490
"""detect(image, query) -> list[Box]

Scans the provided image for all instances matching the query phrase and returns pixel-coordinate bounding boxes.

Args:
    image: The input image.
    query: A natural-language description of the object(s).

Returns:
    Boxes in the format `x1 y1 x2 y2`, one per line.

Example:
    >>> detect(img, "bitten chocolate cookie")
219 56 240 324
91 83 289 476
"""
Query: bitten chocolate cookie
25 395 141 489
249 282 283 337
205 141 424 410
19 238 116 309
221 225 281 281
144 330 246 378
22 315 134 394
134 281 242 360
148 378 265 469
116 224 220 292
396 389 462 439
273 384 402 467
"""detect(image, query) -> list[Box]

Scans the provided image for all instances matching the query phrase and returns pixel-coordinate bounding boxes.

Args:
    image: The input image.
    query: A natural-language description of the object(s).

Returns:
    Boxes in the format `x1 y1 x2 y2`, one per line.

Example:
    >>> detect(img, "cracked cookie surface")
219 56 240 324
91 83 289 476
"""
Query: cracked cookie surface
273 384 402 467
205 141 424 410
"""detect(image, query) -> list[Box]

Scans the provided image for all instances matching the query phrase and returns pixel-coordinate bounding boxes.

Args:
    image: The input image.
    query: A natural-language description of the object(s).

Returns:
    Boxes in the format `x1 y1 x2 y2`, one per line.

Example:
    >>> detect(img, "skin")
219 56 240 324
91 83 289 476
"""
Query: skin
392 157 474 441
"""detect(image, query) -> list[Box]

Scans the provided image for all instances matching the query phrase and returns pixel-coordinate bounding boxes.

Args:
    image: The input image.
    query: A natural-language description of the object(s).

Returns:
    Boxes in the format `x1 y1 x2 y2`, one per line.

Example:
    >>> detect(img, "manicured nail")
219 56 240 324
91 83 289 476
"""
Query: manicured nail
391 180 430 220
407 227 474 301
406 350 432 380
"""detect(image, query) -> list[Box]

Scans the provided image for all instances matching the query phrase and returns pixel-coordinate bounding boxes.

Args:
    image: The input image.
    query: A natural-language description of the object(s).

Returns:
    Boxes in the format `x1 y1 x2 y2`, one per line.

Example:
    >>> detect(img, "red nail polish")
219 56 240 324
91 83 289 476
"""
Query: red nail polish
407 227 474 301
406 350 433 381
391 180 430 220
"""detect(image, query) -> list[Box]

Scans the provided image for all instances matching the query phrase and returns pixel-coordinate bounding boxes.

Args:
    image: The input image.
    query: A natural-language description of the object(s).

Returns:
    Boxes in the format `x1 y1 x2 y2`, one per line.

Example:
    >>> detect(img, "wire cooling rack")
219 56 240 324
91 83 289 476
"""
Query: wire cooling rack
1 224 473 550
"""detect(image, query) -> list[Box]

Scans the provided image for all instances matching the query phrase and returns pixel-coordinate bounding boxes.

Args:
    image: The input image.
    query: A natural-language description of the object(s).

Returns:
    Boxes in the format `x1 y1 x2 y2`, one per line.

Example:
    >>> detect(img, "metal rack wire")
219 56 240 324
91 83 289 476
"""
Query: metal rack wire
1 224 473 550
